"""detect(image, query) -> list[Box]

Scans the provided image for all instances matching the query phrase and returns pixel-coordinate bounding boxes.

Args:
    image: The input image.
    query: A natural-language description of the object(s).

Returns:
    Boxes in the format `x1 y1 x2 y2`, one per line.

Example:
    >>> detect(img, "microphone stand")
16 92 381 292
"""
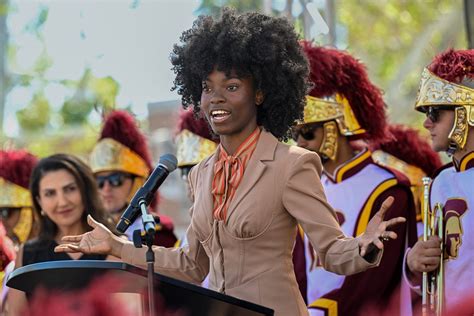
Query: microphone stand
132 199 157 316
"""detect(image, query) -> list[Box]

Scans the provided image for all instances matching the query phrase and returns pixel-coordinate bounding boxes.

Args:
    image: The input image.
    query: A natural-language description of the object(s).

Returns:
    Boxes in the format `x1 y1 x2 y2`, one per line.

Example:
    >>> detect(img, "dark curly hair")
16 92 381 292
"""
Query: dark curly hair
170 8 310 140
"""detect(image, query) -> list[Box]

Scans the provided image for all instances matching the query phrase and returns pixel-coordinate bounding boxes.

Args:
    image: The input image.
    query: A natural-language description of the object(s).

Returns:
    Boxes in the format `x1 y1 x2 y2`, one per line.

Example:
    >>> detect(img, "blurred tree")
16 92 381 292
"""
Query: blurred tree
197 0 263 16
90 75 119 112
198 0 466 130
335 0 466 127
60 69 120 125
16 93 51 131
0 0 8 133
2 2 121 157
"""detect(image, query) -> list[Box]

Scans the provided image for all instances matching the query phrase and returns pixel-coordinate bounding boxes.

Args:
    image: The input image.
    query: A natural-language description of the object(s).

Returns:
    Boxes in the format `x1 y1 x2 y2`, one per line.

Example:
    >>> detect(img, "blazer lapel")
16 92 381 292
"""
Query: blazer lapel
226 130 277 221
200 150 219 218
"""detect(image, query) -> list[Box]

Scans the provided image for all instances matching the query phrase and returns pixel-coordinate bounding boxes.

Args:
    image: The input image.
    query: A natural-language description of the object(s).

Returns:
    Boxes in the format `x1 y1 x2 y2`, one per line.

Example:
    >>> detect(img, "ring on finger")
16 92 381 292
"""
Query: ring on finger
380 232 390 242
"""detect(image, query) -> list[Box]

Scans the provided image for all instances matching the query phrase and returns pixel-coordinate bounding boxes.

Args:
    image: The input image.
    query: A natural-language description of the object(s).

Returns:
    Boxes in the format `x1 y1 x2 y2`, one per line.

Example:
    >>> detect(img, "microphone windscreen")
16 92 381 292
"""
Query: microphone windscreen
159 154 178 172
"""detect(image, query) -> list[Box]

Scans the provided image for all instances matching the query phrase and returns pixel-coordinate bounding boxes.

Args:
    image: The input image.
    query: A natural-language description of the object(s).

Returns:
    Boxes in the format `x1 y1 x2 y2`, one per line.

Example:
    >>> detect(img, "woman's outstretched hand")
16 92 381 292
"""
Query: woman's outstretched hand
358 196 406 257
54 215 125 258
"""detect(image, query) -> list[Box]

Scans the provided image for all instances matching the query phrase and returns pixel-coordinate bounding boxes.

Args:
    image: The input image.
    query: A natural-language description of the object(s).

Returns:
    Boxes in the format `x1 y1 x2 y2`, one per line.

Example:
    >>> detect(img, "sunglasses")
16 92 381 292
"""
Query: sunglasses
96 172 133 189
426 106 454 123
291 124 322 141
0 207 21 220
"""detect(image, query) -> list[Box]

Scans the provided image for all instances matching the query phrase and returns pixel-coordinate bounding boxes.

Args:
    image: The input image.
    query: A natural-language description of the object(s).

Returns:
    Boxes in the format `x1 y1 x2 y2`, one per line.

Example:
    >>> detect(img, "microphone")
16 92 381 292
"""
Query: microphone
116 154 178 233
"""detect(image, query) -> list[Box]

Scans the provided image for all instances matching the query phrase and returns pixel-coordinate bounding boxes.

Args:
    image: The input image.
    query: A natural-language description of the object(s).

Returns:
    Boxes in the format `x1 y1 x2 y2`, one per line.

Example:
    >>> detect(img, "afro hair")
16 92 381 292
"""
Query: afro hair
300 40 388 142
170 8 310 140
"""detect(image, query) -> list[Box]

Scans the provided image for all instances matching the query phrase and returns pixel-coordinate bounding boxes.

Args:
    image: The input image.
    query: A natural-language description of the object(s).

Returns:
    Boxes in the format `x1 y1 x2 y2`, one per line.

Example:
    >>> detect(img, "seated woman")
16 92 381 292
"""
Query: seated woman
6 153 116 315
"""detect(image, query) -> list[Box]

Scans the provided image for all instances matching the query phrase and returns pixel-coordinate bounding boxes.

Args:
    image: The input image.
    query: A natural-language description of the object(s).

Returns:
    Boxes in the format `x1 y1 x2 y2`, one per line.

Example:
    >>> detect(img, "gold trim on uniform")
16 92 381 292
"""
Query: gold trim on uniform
372 150 427 218
0 177 32 208
90 138 149 177
372 150 426 187
176 129 217 167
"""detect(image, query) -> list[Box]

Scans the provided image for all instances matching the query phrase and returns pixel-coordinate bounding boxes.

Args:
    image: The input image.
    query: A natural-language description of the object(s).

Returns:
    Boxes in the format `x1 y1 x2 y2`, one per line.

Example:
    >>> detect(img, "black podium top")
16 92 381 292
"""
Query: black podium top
7 260 274 316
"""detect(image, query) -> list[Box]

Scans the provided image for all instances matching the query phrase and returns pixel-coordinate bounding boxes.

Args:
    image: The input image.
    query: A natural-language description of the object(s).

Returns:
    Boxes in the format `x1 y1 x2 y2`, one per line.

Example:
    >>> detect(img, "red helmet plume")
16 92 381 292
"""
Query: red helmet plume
428 48 474 84
371 124 442 176
176 109 217 142
301 40 388 142
100 110 153 170
0 149 38 189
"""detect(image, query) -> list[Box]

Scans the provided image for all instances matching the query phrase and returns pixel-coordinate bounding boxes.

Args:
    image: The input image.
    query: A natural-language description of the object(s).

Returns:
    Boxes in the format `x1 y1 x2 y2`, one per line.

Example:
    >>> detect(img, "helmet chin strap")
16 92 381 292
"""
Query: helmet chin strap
447 107 470 156
318 121 339 161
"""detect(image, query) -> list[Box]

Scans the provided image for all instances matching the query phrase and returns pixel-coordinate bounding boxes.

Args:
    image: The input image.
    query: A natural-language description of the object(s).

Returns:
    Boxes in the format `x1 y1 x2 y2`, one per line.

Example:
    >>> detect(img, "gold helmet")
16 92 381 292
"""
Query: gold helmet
414 49 474 154
299 41 388 160
90 110 153 207
175 109 218 177
0 149 38 243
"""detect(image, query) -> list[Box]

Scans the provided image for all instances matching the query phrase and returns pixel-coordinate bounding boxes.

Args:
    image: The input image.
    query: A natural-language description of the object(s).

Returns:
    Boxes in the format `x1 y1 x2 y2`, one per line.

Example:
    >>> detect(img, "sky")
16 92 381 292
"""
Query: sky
4 0 327 137
4 0 201 136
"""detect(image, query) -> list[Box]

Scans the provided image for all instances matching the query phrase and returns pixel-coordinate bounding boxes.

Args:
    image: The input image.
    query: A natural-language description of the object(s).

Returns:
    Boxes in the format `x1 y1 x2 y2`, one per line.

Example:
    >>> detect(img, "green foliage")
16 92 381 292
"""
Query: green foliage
334 0 467 126
60 69 120 125
0 0 9 16
25 124 99 159
196 0 263 16
337 0 465 82
16 93 50 131
24 5 48 34
90 76 120 111
33 50 53 76
60 96 94 125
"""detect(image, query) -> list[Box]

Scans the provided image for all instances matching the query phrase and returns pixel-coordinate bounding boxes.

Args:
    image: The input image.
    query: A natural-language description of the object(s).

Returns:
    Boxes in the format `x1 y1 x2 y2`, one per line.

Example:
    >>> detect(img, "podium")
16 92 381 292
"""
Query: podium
7 260 274 316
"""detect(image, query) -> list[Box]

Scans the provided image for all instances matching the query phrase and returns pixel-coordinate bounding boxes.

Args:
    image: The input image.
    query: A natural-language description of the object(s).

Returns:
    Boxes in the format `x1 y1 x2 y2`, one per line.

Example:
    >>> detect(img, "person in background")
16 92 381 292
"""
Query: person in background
5 154 115 315
370 124 443 233
89 110 177 247
174 108 218 287
294 41 418 315
175 108 218 201
0 149 38 310
56 9 406 316
405 48 474 314
0 149 38 248
369 123 443 315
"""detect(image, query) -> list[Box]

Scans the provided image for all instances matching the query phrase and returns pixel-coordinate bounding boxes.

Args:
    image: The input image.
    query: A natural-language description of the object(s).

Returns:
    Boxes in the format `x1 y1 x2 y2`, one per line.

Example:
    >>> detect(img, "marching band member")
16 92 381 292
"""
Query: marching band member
0 149 38 310
371 124 443 234
405 48 474 314
295 41 418 316
90 110 177 247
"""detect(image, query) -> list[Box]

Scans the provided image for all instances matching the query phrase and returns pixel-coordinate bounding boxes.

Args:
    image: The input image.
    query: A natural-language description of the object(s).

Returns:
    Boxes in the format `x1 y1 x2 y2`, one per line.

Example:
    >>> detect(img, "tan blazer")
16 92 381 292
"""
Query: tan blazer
122 130 381 316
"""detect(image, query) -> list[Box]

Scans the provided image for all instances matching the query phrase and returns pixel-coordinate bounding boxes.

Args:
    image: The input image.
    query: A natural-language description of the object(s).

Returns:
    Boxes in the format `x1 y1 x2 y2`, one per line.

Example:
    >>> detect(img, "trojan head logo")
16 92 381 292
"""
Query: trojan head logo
443 199 468 260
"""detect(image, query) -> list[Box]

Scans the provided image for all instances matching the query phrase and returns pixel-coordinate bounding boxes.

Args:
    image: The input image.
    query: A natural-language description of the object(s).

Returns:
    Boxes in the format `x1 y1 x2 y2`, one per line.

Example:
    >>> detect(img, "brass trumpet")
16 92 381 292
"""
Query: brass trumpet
421 177 444 316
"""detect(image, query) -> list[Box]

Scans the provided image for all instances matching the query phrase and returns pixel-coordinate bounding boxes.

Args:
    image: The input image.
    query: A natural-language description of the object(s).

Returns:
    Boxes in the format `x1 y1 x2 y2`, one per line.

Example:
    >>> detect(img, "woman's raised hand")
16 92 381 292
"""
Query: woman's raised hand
358 196 406 257
54 215 125 258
